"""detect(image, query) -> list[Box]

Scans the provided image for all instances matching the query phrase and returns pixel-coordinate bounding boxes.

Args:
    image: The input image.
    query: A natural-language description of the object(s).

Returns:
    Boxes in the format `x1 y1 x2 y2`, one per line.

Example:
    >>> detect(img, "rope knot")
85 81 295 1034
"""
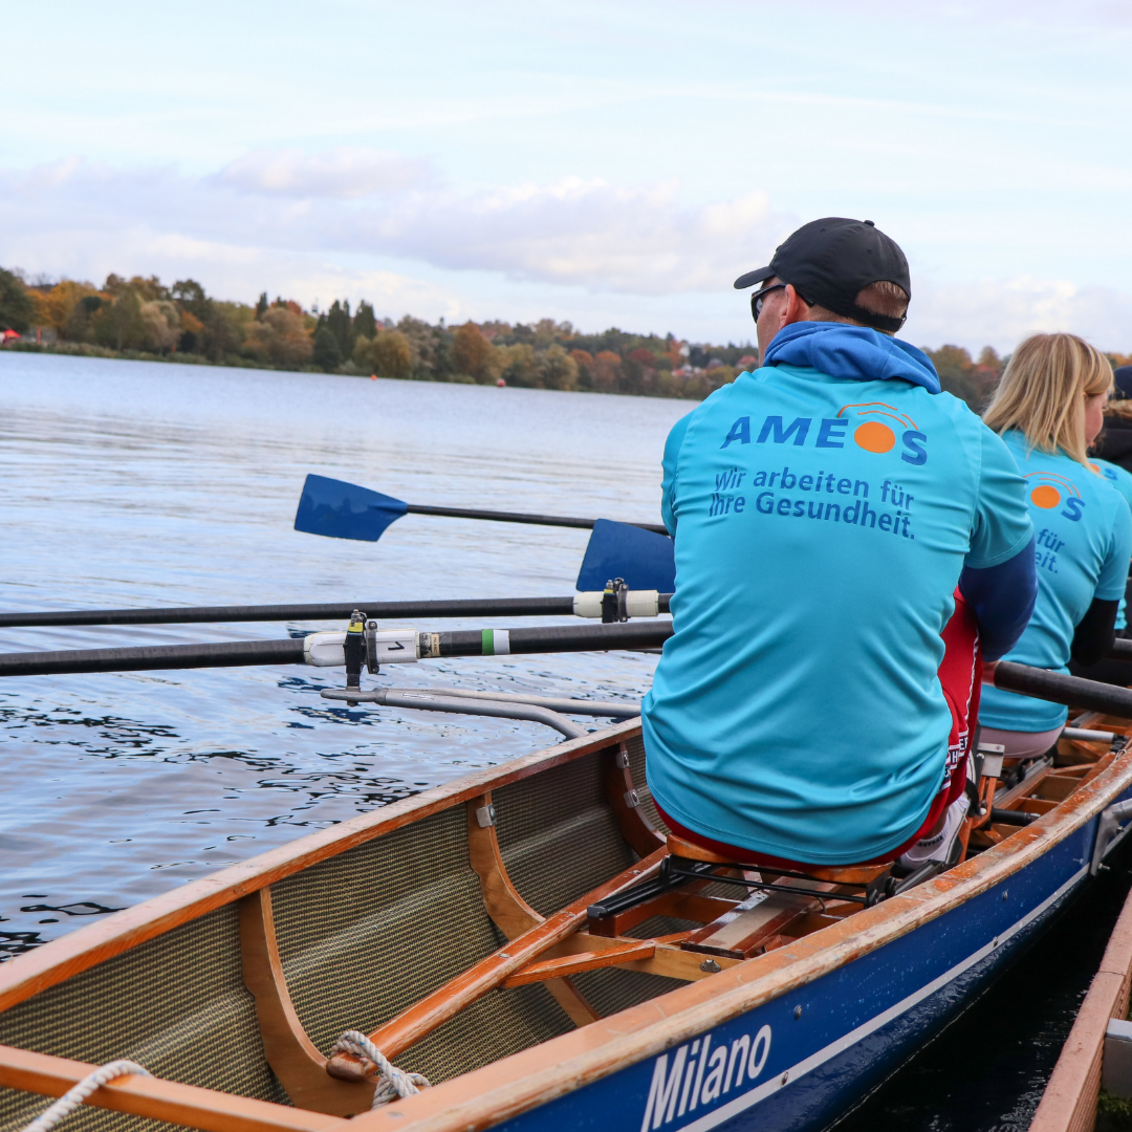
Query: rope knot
327 1031 430 1108
20 1060 150 1132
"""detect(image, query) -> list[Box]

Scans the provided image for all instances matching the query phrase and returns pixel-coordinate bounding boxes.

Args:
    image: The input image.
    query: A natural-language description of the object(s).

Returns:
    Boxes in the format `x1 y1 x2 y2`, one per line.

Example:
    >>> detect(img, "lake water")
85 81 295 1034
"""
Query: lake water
0 352 689 956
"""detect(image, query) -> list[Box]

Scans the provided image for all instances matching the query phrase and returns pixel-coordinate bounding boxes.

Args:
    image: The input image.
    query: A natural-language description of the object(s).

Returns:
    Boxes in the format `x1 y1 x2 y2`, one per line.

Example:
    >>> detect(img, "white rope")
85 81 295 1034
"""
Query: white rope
328 1031 430 1108
19 1060 150 1132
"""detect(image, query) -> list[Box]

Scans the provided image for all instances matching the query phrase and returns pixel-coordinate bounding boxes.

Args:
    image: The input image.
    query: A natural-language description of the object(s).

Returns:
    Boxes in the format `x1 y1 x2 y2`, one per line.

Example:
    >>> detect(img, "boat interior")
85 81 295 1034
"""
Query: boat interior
0 708 1127 1131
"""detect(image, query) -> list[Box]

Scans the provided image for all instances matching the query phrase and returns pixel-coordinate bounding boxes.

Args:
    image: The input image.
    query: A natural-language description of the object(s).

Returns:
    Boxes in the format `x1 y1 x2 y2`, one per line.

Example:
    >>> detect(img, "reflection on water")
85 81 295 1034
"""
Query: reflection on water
0 352 689 957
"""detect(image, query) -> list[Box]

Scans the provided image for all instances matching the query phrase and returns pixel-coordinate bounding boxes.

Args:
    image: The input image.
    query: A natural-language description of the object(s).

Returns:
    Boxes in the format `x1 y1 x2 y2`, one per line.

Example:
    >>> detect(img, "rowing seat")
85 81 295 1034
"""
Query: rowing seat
664 834 889 886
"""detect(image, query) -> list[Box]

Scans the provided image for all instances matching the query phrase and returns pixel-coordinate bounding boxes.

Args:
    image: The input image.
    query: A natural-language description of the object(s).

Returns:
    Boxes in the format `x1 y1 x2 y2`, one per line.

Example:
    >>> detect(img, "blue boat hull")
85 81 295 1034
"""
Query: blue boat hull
494 798 1125 1132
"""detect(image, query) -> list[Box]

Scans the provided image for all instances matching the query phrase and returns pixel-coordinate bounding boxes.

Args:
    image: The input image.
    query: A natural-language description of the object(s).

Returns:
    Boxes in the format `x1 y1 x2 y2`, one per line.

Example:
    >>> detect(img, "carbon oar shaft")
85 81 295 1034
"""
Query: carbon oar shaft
1110 638 1132 661
0 639 305 678
406 503 668 535
995 660 1132 719
0 596 590 629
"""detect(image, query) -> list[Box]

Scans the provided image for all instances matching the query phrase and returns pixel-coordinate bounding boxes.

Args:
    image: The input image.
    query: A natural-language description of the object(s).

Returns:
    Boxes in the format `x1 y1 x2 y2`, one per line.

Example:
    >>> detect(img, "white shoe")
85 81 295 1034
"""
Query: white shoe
898 793 970 869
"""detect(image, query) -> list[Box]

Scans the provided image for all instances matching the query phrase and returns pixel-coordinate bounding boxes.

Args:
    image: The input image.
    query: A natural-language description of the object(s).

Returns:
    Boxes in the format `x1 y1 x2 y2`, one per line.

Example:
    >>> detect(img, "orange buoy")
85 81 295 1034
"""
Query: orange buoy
371 374 378 381
496 378 506 387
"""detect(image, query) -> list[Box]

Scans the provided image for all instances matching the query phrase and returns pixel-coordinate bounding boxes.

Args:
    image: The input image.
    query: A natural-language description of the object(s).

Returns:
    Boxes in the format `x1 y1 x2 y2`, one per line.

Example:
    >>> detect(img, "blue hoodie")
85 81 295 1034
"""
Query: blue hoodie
764 322 941 393
642 321 1034 864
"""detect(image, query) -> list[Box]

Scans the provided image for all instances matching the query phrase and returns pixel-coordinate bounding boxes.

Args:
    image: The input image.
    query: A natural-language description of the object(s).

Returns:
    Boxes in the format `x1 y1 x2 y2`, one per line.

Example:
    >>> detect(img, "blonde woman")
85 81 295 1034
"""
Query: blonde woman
980 333 1132 759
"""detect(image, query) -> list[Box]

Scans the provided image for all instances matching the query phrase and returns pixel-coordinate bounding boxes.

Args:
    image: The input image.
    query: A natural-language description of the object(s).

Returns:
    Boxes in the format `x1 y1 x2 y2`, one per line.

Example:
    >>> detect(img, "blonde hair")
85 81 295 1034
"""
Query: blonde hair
982 332 1113 465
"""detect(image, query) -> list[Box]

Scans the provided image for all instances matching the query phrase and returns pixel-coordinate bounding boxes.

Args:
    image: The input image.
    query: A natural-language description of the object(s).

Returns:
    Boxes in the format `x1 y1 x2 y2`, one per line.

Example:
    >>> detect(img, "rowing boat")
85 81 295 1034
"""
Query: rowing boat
2 708 1132 1132
1029 819 1132 1132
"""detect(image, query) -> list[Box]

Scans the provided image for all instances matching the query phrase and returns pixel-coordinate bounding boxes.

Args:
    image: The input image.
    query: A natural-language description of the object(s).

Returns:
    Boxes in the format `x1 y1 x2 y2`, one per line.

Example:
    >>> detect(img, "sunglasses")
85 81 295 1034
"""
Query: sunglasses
749 283 785 321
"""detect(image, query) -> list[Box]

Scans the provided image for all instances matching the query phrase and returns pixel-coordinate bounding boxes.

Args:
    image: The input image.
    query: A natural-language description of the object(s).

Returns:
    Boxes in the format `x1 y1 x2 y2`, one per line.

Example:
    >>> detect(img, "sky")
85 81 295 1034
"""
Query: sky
3 0 1132 351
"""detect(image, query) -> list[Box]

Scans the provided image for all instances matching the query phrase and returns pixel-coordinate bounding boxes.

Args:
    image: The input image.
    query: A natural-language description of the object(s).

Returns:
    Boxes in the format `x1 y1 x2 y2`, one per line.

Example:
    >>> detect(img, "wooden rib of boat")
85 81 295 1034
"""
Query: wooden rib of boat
1 711 1131 1132
1030 838 1132 1132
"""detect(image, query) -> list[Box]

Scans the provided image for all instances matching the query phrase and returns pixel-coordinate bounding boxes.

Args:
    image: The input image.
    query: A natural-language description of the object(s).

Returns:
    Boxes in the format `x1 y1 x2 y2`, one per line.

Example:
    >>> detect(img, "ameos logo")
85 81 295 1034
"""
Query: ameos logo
1024 471 1085 522
721 401 927 466
640 1024 772 1131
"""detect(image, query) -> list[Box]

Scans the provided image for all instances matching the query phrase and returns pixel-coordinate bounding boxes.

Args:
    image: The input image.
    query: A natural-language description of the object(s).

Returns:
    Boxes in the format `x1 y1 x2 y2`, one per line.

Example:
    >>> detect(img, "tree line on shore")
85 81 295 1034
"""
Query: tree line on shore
0 265 1095 409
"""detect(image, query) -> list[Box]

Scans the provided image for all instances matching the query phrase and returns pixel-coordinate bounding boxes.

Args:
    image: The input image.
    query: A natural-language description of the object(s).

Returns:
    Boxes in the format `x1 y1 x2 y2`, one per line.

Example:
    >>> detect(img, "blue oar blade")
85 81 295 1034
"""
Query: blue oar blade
576 519 675 592
294 474 409 542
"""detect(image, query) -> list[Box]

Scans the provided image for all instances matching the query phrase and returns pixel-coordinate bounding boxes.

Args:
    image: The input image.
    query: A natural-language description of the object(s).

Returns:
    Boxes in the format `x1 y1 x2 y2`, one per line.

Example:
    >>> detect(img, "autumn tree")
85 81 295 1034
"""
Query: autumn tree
499 343 539 386
170 279 245 361
395 315 438 377
0 268 35 332
361 330 413 378
35 280 99 334
94 288 148 350
452 322 499 382
244 307 313 368
139 300 181 353
541 345 578 391
590 350 623 393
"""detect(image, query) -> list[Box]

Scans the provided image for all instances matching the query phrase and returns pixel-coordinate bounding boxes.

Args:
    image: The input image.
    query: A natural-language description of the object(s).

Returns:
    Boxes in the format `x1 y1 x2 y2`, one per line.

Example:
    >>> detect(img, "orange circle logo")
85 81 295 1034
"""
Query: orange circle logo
854 421 896 453
1030 485 1061 509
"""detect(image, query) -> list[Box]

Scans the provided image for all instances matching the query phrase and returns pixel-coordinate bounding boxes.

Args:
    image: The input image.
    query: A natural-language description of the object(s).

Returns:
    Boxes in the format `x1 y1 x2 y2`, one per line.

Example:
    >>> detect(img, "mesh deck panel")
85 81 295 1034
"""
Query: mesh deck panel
626 732 669 835
493 746 636 917
0 905 281 1132
492 744 692 1023
572 967 687 1019
269 805 574 1084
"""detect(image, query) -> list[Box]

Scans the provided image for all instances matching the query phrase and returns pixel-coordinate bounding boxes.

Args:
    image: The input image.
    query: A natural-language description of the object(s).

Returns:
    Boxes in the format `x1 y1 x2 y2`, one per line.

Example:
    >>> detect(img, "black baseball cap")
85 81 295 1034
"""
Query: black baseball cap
1114 365 1132 400
734 217 911 333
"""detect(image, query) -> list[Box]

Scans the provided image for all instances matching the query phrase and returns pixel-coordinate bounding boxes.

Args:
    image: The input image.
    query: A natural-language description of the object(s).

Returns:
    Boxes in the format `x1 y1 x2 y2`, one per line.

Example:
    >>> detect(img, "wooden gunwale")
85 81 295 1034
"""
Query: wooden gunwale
0 1045 348 1132
3 721 1130 1132
1029 861 1132 1132
0 718 641 1015
339 741 1132 1131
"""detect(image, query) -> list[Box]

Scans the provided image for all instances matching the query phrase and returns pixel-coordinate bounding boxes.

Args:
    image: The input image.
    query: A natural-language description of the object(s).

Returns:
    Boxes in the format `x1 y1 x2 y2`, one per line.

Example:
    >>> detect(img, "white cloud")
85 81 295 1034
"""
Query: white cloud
214 148 433 199
350 177 787 294
907 276 1132 354
0 154 792 297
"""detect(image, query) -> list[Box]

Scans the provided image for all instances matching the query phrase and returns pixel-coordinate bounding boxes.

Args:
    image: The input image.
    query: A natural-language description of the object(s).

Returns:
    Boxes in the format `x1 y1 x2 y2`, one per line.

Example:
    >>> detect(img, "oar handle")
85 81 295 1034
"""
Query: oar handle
405 503 669 535
1110 638 1132 661
994 660 1132 719
433 621 674 657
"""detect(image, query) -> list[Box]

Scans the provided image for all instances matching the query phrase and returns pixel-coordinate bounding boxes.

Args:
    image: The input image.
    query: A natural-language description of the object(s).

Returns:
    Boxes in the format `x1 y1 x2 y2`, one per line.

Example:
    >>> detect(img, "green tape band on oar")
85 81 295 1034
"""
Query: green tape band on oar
293 474 668 542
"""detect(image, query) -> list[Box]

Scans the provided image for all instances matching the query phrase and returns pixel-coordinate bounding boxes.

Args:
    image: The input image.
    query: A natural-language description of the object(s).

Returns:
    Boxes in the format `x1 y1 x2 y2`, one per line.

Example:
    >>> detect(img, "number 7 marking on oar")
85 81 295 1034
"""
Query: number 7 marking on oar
293 474 676 592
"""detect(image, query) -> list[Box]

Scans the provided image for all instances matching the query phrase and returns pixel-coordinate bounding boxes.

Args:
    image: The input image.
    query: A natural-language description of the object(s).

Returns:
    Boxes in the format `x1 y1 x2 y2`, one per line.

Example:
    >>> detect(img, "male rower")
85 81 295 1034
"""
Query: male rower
642 218 1037 869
